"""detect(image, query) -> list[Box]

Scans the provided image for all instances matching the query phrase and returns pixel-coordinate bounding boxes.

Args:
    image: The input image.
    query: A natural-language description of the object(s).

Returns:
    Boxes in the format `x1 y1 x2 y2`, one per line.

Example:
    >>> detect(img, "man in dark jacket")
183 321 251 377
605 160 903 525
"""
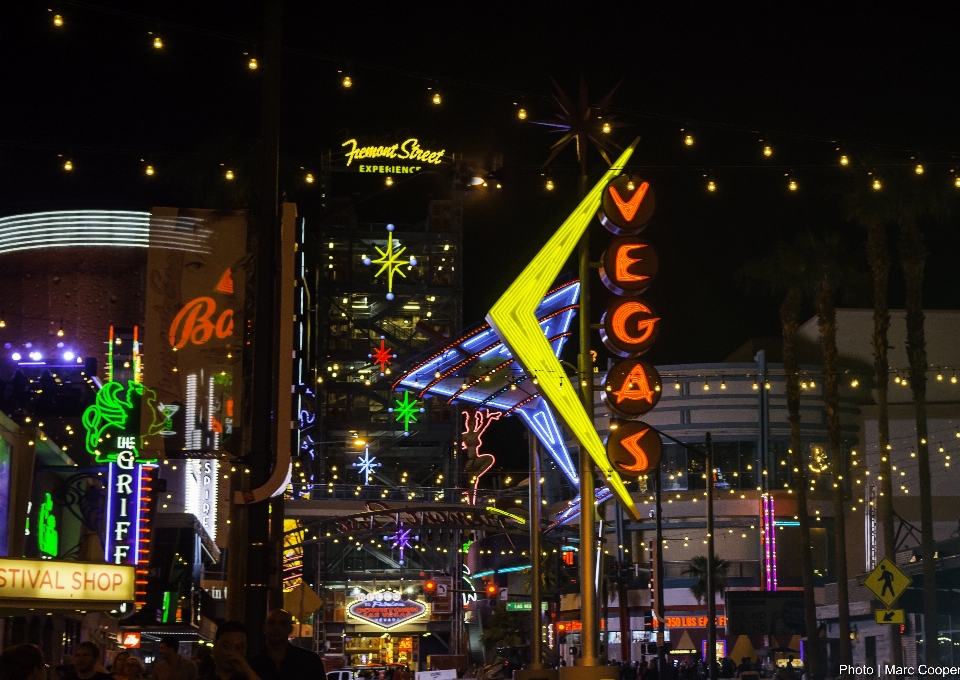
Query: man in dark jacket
249 609 326 680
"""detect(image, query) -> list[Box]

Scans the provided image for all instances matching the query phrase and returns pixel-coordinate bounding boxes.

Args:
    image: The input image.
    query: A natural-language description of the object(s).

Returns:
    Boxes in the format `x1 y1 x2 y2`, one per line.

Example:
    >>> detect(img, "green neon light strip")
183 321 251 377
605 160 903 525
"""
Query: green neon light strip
486 141 641 520
162 591 173 623
485 506 527 524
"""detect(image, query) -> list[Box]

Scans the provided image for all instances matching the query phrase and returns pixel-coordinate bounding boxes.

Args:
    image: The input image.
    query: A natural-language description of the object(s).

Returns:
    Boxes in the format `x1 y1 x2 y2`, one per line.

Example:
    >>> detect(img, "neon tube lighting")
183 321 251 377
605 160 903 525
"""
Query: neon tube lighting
0 211 213 255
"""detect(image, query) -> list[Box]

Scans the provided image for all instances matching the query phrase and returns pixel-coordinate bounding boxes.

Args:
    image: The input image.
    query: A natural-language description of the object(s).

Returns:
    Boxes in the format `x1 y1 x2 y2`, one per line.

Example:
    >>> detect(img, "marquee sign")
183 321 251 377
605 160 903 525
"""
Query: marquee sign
600 298 661 358
598 175 656 234
0 558 135 606
348 591 427 629
601 359 662 419
599 236 658 297
596 172 663 474
605 422 662 477
342 138 446 172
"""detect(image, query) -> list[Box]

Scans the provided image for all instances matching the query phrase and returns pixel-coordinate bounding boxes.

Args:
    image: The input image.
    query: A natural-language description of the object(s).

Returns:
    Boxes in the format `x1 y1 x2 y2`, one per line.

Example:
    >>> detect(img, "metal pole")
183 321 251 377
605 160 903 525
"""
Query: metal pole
705 433 716 680
529 434 544 670
654 467 666 678
577 153 599 666
616 505 631 664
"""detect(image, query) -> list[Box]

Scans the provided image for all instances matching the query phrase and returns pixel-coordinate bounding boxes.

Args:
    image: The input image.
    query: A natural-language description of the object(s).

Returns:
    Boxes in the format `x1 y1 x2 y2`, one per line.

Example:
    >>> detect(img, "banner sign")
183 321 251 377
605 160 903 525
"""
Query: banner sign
342 137 446 172
348 591 427 629
142 209 249 458
724 591 805 635
0 558 135 605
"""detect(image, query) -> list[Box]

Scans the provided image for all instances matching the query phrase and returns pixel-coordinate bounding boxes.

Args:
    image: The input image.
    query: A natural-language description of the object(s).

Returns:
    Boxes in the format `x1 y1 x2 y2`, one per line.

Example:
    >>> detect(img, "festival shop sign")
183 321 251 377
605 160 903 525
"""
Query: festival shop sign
0 557 135 607
348 591 427 629
142 208 249 458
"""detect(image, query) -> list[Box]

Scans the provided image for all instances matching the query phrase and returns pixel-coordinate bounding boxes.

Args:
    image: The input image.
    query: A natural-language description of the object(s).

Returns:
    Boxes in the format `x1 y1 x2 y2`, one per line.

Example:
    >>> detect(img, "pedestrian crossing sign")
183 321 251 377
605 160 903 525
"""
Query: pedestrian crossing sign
864 557 912 607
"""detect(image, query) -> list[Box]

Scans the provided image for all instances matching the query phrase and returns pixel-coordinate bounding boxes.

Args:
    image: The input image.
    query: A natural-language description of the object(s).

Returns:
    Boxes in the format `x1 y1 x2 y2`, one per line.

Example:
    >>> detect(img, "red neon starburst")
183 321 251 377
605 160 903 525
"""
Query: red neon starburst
369 337 396 376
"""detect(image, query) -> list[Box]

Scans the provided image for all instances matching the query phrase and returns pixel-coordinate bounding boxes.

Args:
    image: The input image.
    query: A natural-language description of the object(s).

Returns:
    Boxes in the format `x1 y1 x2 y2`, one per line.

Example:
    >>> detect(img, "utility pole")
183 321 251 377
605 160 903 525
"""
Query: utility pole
529 436 544 670
705 433 716 680
239 0 283 653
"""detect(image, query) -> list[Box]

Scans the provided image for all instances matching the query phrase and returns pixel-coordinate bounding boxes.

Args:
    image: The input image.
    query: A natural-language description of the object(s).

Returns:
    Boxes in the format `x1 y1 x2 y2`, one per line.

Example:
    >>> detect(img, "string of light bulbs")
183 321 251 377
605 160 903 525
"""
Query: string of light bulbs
17 4 960 193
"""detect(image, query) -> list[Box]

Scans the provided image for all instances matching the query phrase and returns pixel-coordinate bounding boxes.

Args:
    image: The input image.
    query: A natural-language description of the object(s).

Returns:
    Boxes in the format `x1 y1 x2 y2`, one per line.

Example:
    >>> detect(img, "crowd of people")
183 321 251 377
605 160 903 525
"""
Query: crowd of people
0 609 326 680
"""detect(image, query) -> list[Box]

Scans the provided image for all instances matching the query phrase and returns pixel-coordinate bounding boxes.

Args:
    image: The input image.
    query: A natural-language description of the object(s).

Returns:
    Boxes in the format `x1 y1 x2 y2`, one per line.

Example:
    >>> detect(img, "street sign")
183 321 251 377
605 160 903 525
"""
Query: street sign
864 557 912 607
437 583 448 597
499 587 509 601
506 602 548 611
875 609 905 625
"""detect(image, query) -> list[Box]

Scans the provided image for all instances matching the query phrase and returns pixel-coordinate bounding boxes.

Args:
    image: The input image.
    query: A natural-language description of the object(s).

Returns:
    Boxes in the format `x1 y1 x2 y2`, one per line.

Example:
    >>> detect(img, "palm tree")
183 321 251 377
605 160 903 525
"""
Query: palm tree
683 554 730 604
845 165 955 664
807 230 865 666
738 240 822 679
899 213 938 663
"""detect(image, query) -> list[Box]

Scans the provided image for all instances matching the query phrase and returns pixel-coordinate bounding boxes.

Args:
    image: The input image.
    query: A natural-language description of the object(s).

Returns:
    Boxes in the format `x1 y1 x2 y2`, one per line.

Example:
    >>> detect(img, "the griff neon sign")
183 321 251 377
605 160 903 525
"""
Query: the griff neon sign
104 452 154 566
486 141 641 520
348 591 427 629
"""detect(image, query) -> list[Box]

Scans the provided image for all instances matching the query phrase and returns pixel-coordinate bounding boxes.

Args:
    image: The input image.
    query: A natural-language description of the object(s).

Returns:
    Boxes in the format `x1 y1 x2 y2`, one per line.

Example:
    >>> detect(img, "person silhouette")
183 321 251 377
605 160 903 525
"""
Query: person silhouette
878 564 895 597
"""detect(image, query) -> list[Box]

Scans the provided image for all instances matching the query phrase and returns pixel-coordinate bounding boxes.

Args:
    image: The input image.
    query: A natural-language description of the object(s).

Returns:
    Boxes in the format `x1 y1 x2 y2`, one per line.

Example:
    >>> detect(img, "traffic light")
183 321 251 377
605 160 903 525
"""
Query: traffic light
424 579 437 602
557 623 567 645
485 582 498 604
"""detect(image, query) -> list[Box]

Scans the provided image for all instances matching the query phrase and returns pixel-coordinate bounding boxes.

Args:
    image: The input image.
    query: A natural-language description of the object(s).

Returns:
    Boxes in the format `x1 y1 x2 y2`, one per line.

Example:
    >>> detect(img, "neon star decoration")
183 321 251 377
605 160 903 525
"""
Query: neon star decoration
389 391 424 432
352 447 382 484
389 524 415 565
486 140 641 520
363 223 418 300
369 336 396 376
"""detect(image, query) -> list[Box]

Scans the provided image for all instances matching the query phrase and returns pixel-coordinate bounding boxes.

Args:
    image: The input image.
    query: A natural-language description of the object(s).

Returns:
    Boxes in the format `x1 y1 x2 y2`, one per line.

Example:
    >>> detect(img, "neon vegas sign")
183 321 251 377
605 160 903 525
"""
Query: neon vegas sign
348 591 427 629
342 138 445 168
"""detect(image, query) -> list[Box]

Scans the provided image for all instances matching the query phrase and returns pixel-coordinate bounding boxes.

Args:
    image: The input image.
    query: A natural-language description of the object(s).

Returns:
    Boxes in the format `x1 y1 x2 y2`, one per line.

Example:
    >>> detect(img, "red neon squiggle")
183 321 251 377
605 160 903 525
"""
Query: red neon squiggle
462 409 502 504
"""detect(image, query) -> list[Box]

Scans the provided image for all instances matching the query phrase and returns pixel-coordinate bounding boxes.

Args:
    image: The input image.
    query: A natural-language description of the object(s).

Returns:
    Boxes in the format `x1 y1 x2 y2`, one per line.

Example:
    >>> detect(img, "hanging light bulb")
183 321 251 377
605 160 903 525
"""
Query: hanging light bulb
532 376 539 385
248 58 259 70
432 92 441 105
461 379 468 390
788 179 798 191
937 370 944 381
53 14 64 26
510 382 517 390
545 179 554 191
602 122 611 134
809 379 816 388
851 378 860 387
763 145 773 157
385 176 394 187
0 317 5 328
720 379 727 390
57 322 64 338
895 374 901 384
915 164 924 175
153 36 163 49
872 178 882 191
342 75 353 88
840 155 849 166
707 180 716 192
801 380 808 390
225 169 234 180
955 175 960 188
305 173 314 183
765 381 771 389
63 160 73 171
674 380 681 390
703 379 710 391
145 165 155 176
752 381 759 390
627 181 635 191
684 135 694 146
518 108 527 120
951 373 958 384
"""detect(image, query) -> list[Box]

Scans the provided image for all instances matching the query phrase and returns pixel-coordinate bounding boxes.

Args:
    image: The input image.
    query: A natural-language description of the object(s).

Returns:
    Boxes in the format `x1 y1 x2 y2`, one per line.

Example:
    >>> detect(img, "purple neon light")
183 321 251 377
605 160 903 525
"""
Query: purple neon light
761 493 777 591
104 463 115 562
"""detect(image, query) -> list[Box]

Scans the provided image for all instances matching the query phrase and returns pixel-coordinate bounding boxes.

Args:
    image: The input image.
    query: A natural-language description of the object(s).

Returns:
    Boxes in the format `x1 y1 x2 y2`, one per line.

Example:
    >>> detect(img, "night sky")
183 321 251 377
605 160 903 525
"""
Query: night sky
4 3 960 469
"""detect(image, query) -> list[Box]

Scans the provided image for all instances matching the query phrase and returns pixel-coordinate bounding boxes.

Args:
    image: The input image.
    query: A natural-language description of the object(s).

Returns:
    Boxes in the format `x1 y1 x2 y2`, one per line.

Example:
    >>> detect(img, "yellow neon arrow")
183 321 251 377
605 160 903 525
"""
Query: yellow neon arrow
486 140 641 520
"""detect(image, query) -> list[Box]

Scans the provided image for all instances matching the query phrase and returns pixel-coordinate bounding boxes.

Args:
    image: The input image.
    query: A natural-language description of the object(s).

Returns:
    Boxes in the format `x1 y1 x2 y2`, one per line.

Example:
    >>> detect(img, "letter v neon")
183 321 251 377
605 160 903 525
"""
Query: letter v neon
608 182 649 222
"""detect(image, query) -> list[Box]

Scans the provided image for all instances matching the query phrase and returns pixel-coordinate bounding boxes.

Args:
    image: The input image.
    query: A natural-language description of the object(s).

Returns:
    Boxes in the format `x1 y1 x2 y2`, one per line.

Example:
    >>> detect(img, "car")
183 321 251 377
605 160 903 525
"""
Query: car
328 670 357 680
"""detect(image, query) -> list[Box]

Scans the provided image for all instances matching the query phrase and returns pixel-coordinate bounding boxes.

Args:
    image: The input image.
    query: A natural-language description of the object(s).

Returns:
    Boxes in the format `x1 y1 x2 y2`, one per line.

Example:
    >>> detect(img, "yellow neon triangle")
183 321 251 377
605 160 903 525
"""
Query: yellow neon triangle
486 140 641 520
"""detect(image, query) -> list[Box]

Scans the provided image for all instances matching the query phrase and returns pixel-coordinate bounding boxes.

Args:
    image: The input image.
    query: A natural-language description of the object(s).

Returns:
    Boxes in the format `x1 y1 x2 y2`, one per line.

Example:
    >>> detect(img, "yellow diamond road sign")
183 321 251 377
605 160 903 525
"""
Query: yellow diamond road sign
864 557 912 607
875 609 905 625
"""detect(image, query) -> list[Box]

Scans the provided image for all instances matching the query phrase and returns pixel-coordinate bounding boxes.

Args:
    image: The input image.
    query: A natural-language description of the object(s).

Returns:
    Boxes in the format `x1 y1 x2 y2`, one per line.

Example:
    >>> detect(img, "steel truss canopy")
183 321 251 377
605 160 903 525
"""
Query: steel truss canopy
394 281 581 486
